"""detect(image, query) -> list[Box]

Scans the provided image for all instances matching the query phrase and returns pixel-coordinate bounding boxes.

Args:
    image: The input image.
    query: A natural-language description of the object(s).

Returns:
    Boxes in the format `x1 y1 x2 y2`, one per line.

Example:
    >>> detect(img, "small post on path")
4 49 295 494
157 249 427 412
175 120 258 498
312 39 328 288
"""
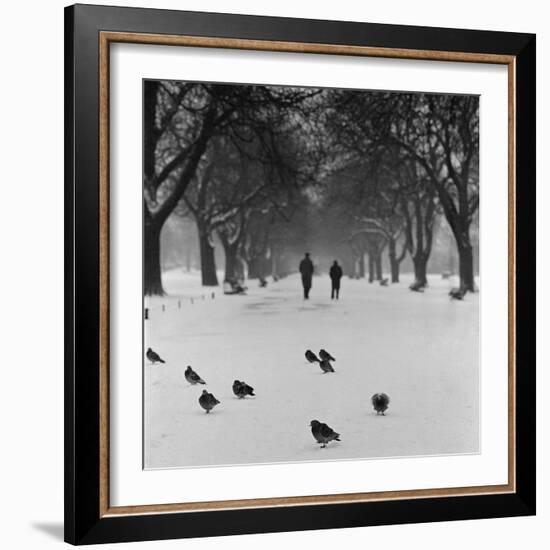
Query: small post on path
178 300 181 309
190 298 194 305
144 308 149 320
211 292 215 300
162 304 165 312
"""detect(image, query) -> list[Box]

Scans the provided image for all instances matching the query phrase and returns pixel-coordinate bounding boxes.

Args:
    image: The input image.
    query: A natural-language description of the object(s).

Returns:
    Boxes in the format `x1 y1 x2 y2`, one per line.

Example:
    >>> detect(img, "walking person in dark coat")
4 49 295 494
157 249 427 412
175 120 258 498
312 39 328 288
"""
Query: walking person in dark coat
329 260 343 300
299 253 314 299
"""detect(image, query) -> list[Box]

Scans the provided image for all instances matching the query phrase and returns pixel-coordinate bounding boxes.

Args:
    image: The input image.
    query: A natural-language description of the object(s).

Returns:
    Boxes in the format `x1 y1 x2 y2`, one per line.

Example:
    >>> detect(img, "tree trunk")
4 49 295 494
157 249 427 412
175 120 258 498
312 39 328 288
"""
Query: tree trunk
143 82 163 296
390 258 399 283
224 248 238 281
221 240 239 282
413 254 428 288
368 254 374 283
271 248 282 279
235 256 245 279
198 230 218 286
184 247 192 272
247 256 261 279
458 244 475 291
358 253 365 278
144 218 164 296
375 253 383 281
143 104 216 296
143 81 159 184
388 239 399 283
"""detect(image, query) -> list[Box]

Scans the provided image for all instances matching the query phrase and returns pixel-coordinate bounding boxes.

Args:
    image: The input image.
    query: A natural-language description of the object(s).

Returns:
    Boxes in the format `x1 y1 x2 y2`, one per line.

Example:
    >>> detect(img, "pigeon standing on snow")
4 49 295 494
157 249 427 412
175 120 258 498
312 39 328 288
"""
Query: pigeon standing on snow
310 420 341 448
184 366 205 385
319 349 335 362
371 393 390 415
146 347 165 364
319 359 335 373
198 390 220 413
232 380 255 399
305 350 320 363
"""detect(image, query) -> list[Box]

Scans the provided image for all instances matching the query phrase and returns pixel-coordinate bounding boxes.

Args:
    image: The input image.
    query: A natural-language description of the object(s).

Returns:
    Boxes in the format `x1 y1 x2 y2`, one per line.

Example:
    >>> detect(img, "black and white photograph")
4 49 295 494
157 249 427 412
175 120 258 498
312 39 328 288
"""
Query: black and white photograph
143 79 480 470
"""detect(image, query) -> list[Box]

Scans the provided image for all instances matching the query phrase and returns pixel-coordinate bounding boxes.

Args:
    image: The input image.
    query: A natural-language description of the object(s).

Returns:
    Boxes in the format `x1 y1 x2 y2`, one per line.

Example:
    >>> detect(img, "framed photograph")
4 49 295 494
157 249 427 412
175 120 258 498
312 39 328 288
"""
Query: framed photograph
65 4 536 545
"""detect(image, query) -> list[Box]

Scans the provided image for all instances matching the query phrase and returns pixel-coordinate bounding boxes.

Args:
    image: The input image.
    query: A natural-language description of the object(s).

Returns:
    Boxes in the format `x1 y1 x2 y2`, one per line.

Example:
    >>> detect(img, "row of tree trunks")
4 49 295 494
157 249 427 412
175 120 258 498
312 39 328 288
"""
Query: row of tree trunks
367 251 384 283
348 232 388 282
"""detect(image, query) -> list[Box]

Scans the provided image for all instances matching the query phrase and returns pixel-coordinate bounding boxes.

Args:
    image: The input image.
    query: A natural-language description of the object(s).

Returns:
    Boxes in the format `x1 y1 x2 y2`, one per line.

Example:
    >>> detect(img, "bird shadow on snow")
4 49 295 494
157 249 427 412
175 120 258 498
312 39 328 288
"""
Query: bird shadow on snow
192 410 226 417
301 443 343 453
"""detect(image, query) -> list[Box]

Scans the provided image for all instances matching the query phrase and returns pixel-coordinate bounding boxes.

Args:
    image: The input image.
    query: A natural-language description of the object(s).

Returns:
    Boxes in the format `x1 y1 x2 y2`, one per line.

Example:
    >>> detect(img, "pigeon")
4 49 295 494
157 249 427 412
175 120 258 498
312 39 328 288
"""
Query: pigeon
449 288 467 300
184 366 205 385
305 350 320 363
319 349 335 362
310 420 341 448
371 393 390 415
198 390 220 413
380 278 389 287
319 359 335 373
232 380 255 399
146 347 165 364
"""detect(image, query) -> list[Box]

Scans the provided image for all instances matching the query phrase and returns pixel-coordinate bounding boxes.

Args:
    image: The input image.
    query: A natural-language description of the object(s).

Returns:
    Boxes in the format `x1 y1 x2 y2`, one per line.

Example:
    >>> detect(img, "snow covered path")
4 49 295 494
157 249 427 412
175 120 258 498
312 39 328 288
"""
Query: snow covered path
144 271 479 469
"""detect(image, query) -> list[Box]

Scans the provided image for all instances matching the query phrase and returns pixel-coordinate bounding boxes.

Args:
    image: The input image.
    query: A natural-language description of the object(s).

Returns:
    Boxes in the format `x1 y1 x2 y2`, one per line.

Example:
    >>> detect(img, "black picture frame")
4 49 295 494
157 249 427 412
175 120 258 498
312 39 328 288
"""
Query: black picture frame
65 3 536 545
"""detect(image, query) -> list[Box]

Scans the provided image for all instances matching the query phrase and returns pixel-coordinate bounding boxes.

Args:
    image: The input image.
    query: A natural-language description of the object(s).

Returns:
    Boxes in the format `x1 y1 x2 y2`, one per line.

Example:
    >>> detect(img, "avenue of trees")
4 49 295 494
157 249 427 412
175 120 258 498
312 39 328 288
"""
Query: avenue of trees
143 80 479 296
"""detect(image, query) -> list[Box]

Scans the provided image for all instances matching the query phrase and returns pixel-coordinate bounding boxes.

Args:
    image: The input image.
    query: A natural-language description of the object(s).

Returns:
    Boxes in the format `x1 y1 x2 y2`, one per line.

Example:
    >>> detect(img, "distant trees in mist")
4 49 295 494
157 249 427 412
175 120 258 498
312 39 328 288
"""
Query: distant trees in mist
143 80 479 295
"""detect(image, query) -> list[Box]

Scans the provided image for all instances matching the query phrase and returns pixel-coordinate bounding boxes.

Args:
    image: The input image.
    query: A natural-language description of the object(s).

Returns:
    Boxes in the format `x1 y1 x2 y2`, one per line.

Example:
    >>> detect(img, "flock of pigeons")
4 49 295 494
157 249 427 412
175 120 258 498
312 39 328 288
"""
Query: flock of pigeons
146 348 256 415
304 348 390 446
305 348 336 373
146 345 390 449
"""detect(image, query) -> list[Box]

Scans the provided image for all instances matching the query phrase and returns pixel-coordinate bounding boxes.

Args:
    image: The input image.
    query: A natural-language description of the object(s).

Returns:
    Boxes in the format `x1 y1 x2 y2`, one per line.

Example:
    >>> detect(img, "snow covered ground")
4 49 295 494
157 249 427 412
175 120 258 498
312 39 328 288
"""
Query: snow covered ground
144 270 479 469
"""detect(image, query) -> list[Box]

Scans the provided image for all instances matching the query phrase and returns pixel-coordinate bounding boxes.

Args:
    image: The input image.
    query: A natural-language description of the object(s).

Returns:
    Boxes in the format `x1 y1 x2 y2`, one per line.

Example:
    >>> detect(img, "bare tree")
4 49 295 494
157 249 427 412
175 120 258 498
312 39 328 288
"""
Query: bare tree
322 90 477 289
181 138 269 286
144 81 217 295
359 217 407 283
388 94 479 290
144 81 317 294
